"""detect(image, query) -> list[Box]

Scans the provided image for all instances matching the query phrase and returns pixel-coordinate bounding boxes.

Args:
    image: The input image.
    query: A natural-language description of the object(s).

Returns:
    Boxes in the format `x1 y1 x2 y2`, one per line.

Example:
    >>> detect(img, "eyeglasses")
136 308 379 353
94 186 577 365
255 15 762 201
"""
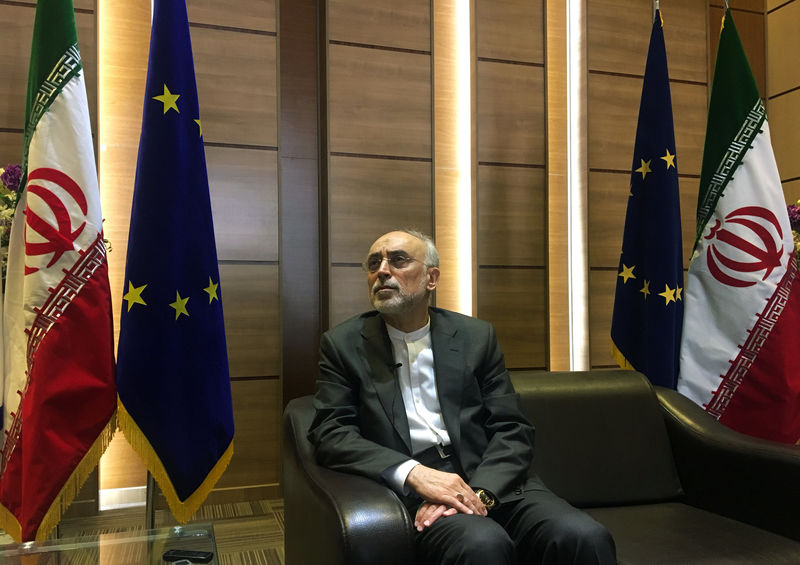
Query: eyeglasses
362 252 422 273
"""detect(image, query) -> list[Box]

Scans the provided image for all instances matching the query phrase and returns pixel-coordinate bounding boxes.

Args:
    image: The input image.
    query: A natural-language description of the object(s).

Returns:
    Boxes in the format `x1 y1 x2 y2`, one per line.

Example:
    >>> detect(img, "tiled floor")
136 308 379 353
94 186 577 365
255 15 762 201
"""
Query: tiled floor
0 499 285 564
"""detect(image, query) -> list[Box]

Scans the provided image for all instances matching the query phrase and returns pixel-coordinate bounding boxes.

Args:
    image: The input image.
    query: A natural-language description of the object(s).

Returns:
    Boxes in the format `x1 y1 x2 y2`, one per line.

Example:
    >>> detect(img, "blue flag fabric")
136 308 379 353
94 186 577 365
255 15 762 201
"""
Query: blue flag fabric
116 0 234 522
610 10 683 389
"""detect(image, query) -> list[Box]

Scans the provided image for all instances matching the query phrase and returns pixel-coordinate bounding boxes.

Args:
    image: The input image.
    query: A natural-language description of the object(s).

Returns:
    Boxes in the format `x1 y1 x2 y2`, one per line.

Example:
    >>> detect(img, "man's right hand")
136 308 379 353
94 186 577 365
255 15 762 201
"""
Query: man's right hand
405 464 487 517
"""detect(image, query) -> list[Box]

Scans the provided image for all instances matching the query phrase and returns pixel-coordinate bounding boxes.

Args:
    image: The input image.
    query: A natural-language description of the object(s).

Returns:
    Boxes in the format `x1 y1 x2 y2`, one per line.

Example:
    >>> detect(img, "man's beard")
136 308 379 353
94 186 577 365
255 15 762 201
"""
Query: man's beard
370 280 424 315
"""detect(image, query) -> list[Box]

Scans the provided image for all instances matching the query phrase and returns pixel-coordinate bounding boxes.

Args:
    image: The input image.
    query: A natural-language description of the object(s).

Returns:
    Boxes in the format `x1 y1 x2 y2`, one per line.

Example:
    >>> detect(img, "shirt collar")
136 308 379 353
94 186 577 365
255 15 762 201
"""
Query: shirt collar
385 319 431 342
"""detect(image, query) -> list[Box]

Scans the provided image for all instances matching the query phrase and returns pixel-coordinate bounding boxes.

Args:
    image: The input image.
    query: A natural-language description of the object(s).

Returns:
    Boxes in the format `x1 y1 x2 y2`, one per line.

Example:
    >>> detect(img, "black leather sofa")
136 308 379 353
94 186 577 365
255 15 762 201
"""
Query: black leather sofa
283 370 800 564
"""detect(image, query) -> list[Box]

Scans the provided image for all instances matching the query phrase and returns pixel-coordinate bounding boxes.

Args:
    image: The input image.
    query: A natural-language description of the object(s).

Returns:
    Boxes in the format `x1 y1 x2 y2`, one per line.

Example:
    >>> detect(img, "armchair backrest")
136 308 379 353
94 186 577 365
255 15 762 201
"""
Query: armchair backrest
511 370 683 508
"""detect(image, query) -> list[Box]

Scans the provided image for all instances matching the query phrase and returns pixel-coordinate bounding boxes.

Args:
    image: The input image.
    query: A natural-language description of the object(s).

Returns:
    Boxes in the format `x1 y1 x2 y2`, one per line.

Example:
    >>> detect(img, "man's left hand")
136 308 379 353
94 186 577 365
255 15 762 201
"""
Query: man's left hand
414 502 459 531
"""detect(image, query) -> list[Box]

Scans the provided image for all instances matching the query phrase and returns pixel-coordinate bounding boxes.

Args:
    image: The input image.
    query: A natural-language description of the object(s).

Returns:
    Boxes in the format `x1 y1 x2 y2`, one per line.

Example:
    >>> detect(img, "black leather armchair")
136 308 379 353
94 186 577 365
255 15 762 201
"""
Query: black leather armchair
283 370 800 564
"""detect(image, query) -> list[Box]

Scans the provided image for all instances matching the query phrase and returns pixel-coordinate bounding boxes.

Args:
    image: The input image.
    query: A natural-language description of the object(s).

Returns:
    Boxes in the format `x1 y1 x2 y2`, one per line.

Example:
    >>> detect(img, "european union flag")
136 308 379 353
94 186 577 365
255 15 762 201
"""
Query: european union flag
611 9 683 389
116 0 234 522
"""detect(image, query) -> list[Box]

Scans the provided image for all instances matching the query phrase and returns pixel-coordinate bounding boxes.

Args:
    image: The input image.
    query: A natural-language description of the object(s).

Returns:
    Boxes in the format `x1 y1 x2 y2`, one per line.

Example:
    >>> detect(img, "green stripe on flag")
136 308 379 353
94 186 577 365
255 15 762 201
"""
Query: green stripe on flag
695 9 762 243
22 1 82 178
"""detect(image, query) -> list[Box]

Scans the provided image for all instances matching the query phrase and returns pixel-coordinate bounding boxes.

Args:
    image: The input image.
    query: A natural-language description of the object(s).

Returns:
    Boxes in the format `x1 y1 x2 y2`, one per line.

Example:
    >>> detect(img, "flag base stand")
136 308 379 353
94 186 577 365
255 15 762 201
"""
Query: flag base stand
145 472 155 530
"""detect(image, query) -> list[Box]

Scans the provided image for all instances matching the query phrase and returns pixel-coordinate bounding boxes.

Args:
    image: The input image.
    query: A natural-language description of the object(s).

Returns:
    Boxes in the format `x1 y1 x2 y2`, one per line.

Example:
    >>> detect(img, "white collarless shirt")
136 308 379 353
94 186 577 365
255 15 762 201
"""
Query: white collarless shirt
384 321 451 492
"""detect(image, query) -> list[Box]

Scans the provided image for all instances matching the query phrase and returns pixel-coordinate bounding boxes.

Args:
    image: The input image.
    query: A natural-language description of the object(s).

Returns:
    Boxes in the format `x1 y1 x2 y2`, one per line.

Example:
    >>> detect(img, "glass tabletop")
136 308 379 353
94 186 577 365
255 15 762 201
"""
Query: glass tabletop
0 522 218 564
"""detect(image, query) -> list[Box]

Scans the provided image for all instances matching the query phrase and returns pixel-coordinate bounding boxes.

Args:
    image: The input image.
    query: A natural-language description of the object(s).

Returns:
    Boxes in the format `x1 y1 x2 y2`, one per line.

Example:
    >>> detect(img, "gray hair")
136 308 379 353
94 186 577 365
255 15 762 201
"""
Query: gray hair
399 229 439 268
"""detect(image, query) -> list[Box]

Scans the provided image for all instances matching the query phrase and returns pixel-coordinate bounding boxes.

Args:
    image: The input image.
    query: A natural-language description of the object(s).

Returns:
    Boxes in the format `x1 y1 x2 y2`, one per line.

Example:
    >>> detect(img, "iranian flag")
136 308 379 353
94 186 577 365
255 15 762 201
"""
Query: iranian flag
678 9 800 444
0 0 116 541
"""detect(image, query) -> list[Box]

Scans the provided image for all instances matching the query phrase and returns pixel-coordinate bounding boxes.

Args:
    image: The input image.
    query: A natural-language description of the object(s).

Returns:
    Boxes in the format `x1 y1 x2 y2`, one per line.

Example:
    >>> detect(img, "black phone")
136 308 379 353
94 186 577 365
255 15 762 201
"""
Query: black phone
162 548 214 563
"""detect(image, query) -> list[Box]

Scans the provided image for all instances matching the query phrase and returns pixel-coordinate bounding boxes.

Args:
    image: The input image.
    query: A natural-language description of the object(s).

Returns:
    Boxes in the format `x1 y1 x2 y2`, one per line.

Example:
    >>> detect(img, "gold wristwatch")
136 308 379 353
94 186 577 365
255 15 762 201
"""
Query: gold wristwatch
474 488 496 510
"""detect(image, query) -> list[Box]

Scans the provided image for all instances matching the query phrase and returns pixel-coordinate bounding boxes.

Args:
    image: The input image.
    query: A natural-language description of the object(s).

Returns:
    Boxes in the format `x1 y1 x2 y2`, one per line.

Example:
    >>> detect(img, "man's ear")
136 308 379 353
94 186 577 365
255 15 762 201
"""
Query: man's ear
426 267 440 291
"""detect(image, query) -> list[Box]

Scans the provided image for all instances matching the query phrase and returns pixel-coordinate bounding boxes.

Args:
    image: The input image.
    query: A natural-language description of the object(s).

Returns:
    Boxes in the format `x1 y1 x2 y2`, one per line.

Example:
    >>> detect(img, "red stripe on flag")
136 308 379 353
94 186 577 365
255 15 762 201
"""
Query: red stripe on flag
0 259 115 541
719 264 800 444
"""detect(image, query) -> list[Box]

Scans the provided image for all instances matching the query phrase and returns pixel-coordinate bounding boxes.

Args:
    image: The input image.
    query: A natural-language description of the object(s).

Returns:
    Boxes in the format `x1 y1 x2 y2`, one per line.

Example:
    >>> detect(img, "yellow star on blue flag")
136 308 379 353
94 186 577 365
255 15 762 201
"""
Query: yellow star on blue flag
153 84 180 114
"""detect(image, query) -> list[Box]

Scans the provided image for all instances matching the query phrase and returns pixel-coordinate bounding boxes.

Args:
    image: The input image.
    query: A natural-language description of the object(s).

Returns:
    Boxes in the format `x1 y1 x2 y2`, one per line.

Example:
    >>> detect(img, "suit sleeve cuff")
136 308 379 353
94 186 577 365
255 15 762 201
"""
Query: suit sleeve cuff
384 459 420 495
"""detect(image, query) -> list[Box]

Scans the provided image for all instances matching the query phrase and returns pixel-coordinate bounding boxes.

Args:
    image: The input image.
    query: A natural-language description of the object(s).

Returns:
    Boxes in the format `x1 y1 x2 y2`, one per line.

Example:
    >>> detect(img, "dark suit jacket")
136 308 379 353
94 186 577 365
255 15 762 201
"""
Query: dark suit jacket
308 307 536 503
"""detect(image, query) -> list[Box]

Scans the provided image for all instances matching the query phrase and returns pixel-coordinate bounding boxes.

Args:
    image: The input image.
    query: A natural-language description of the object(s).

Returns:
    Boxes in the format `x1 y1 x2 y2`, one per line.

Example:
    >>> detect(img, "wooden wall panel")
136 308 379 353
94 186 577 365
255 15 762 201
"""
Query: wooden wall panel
328 44 431 157
330 266 372 327
769 91 800 182
76 11 97 134
0 133 22 165
670 82 710 177
717 0 767 14
476 0 544 63
207 147 278 262
328 0 430 50
589 0 707 84
588 75 707 176
220 263 280 378
588 269 617 367
187 0 276 31
477 62 545 165
477 268 547 369
587 172 626 270
0 5 34 130
477 165 546 266
280 0 323 404
193 28 277 146
588 171 700 270
329 155 432 264
766 0 800 97
767 0 800 202
544 0 569 369
216 379 281 490
475 0 546 368
784 180 800 204
587 74 639 172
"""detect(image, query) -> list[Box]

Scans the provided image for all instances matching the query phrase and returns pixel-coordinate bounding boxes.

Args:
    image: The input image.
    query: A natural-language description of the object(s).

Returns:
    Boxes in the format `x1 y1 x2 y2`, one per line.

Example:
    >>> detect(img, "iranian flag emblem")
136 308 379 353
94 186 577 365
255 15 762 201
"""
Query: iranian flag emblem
678 10 800 444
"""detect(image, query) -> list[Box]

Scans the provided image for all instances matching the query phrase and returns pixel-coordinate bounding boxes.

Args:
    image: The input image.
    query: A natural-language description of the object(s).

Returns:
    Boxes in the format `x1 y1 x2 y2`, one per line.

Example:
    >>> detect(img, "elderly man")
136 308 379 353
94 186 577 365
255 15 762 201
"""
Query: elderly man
309 230 616 565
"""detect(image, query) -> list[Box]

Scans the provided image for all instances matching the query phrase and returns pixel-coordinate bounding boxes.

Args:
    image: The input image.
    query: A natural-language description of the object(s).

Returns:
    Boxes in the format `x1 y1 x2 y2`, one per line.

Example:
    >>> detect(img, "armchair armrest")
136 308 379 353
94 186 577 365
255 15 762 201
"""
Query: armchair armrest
656 387 800 541
283 397 415 565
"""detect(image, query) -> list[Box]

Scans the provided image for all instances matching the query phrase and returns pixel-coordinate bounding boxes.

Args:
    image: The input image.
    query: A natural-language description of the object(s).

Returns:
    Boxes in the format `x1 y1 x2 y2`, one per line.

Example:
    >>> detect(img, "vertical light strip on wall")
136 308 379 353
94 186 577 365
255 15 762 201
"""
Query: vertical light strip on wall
434 0 474 315
455 0 472 316
545 0 570 370
98 0 151 508
566 0 590 370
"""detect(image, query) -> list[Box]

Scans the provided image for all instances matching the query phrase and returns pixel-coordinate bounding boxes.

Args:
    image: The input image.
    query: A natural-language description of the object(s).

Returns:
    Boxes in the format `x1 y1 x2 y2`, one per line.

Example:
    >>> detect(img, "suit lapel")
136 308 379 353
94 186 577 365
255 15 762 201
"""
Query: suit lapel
361 315 413 453
430 310 466 451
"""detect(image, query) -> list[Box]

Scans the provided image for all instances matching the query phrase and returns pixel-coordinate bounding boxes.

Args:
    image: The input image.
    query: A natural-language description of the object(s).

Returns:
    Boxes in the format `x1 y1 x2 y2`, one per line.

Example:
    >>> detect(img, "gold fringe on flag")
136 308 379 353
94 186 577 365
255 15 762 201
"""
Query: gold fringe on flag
0 497 21 542
0 411 117 543
36 411 117 541
610 341 636 372
116 397 233 524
